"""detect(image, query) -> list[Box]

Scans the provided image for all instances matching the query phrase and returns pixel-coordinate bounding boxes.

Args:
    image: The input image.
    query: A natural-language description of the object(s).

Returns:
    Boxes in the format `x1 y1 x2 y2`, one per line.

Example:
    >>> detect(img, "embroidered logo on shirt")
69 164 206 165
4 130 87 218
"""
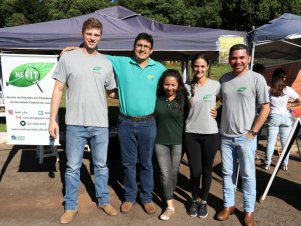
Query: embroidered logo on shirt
93 66 102 72
203 94 212 101
147 74 154 80
237 87 247 93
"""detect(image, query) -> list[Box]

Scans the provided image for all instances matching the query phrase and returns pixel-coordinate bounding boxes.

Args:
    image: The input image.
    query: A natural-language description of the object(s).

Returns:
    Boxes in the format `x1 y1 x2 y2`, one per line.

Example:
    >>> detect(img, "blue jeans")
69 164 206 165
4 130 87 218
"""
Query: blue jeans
64 125 110 210
265 114 292 166
220 135 256 212
155 144 182 201
117 116 156 204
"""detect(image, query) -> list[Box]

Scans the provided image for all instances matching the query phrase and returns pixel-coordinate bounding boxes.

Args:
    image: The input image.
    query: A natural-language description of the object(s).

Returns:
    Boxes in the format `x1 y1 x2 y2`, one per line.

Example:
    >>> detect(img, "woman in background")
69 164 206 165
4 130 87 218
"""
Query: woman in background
185 53 220 218
264 68 301 171
154 69 188 221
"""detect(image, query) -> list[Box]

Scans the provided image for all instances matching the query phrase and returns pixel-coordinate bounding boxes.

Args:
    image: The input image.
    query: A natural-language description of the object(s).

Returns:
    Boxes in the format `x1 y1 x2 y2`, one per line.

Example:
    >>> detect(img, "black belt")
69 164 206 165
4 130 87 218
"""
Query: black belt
119 112 154 121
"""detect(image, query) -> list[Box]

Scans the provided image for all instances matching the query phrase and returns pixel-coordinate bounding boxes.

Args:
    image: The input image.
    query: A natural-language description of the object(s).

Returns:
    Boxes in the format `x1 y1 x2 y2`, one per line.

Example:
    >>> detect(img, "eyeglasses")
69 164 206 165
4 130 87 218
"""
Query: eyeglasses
135 44 151 50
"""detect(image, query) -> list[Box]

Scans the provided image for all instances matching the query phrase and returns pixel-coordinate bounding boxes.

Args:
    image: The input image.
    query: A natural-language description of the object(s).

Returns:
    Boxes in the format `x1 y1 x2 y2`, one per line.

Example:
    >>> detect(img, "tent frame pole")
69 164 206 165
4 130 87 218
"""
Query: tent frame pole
250 41 256 70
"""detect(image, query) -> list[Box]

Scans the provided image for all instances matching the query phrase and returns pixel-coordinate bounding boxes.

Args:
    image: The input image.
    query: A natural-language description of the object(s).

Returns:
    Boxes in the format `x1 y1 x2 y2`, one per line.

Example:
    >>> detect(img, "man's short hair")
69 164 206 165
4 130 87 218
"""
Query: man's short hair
134 33 153 49
229 44 250 56
82 18 103 35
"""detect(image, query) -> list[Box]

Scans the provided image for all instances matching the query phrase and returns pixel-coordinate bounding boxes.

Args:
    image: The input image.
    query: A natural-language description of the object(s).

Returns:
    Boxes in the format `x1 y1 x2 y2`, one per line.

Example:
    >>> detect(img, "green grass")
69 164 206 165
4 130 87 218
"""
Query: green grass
210 63 231 80
0 118 6 132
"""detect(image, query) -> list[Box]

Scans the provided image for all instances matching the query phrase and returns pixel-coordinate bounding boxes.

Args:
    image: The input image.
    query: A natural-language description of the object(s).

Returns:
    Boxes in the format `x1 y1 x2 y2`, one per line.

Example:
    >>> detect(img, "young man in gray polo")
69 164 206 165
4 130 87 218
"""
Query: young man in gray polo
49 18 118 224
216 44 270 226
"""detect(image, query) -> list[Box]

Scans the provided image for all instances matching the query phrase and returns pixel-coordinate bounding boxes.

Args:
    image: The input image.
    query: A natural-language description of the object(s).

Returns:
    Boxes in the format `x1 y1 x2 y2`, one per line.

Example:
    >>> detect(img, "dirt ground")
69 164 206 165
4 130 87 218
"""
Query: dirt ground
0 137 301 226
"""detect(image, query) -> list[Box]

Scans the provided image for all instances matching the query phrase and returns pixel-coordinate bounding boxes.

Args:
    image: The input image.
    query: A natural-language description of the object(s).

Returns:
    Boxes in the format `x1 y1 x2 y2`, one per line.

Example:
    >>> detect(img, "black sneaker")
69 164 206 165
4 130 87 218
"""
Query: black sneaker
197 202 208 218
187 200 198 217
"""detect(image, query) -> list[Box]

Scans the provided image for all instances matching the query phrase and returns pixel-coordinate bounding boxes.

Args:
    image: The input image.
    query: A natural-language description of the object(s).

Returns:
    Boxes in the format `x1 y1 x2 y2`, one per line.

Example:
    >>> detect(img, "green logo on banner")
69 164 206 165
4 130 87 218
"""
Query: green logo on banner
6 63 55 93
237 87 247 93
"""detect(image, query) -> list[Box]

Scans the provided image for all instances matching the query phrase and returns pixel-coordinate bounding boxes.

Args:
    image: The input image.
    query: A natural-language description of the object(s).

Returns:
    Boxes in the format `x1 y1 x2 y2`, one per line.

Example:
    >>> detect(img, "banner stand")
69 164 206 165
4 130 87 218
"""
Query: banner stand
0 78 5 117
36 145 59 164
260 117 301 203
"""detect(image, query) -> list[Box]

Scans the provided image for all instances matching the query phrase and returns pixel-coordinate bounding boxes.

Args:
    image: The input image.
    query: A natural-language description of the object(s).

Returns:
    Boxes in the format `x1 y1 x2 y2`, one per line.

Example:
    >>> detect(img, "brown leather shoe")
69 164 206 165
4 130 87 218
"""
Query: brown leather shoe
60 210 78 224
98 204 117 216
144 202 156 215
244 212 255 226
120 202 134 214
216 206 235 221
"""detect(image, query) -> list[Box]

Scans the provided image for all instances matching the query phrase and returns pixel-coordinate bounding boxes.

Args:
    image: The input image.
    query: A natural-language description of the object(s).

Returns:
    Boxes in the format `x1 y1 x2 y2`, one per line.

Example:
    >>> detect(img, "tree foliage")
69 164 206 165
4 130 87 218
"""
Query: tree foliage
0 0 300 30
44 0 112 20
0 0 48 27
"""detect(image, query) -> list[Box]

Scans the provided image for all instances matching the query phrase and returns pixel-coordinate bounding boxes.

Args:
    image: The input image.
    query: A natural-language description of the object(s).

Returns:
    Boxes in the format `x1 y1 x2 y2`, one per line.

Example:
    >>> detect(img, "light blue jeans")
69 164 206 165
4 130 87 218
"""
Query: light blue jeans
155 144 182 201
64 125 110 210
265 113 292 167
220 135 256 212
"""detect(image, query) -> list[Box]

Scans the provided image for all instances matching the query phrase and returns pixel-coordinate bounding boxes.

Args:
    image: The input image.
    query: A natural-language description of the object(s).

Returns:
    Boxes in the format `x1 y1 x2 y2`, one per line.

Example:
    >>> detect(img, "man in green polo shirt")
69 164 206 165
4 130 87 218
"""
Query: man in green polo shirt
106 33 166 215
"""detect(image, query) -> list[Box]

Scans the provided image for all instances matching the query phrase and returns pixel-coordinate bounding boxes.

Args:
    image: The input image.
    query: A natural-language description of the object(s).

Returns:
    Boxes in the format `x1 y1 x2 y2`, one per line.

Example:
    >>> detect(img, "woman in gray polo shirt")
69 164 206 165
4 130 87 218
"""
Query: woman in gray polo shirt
185 53 220 218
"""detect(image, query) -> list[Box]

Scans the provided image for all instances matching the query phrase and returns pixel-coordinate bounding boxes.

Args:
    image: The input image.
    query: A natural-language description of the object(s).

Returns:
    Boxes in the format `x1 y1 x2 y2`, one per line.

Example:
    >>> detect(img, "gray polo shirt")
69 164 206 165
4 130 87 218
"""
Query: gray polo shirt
53 49 116 127
219 70 269 137
185 79 220 134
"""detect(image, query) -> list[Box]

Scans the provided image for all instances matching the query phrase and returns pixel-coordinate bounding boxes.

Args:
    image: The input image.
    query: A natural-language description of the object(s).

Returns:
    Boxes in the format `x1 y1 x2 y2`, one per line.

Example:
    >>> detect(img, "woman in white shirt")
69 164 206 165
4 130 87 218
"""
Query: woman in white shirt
264 68 301 171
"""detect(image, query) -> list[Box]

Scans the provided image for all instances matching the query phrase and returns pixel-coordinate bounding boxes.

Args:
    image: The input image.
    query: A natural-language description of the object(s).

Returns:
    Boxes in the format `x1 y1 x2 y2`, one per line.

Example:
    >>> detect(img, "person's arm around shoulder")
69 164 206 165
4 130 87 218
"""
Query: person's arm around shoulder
48 80 65 139
60 46 80 55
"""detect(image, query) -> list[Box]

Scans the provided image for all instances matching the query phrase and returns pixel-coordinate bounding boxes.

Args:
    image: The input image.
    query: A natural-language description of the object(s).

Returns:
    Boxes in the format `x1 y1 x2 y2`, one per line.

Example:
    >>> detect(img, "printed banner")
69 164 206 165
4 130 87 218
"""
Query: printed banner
0 73 5 117
218 36 245 64
0 54 59 145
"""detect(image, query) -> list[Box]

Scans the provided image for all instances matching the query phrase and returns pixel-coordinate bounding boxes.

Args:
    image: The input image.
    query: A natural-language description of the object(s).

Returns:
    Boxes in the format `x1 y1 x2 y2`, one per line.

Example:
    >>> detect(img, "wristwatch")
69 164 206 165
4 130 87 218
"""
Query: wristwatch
249 130 258 136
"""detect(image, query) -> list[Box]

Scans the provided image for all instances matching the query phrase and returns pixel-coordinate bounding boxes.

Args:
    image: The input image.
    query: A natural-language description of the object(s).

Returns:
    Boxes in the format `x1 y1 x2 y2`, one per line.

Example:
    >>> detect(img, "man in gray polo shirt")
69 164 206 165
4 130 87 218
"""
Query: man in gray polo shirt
216 44 270 226
49 18 118 224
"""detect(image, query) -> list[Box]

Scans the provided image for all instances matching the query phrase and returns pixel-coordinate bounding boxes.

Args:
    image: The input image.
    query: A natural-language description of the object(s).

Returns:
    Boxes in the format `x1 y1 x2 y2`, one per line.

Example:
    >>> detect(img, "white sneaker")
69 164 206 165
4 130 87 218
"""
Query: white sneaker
160 207 175 221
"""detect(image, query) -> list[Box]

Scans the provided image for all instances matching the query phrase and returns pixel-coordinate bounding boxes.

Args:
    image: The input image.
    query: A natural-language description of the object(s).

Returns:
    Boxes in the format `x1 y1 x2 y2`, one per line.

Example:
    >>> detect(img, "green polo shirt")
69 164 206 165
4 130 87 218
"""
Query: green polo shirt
106 55 166 116
155 97 188 145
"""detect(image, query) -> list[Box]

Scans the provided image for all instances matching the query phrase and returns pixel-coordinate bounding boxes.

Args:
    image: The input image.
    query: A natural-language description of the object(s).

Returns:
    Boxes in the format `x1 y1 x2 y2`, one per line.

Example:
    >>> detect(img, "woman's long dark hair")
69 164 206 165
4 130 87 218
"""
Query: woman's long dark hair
190 53 211 85
270 68 286 97
157 69 188 112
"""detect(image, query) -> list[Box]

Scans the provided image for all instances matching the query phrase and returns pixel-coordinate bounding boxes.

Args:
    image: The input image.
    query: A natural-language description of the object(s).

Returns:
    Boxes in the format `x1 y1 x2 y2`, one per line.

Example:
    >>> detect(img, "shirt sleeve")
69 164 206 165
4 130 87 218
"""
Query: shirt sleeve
185 83 193 98
104 62 117 90
52 53 67 84
287 86 300 100
255 74 270 104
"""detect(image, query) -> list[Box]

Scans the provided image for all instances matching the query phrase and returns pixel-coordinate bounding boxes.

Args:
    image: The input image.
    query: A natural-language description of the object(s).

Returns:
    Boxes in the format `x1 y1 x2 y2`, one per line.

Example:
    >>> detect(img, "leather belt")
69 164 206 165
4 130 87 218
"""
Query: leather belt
119 112 154 121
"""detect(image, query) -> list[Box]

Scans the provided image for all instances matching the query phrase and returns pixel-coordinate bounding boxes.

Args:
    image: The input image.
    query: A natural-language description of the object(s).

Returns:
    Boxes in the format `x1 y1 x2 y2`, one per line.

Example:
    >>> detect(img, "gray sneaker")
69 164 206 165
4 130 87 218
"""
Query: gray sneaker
187 200 198 217
197 202 208 218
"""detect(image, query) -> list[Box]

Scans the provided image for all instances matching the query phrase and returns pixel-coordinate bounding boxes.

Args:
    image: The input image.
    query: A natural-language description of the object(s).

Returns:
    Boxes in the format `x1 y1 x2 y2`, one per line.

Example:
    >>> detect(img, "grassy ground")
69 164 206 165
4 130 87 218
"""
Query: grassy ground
0 117 6 131
0 62 231 132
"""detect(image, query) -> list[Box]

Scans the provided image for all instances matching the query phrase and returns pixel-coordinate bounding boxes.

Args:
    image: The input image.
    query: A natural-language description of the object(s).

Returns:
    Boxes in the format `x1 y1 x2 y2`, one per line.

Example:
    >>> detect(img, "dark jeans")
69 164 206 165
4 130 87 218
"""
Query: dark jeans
155 144 182 201
117 115 156 204
185 133 219 201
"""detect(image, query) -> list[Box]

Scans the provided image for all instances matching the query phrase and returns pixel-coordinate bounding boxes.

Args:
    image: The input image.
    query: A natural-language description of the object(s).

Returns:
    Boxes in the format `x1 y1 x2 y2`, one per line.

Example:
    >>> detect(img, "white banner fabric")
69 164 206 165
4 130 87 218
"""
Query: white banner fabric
0 54 59 145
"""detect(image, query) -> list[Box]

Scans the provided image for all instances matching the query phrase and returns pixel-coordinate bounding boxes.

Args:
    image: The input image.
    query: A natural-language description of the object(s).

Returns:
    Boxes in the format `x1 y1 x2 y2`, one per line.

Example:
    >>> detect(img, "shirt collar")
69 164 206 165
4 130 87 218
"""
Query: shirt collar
130 57 156 67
